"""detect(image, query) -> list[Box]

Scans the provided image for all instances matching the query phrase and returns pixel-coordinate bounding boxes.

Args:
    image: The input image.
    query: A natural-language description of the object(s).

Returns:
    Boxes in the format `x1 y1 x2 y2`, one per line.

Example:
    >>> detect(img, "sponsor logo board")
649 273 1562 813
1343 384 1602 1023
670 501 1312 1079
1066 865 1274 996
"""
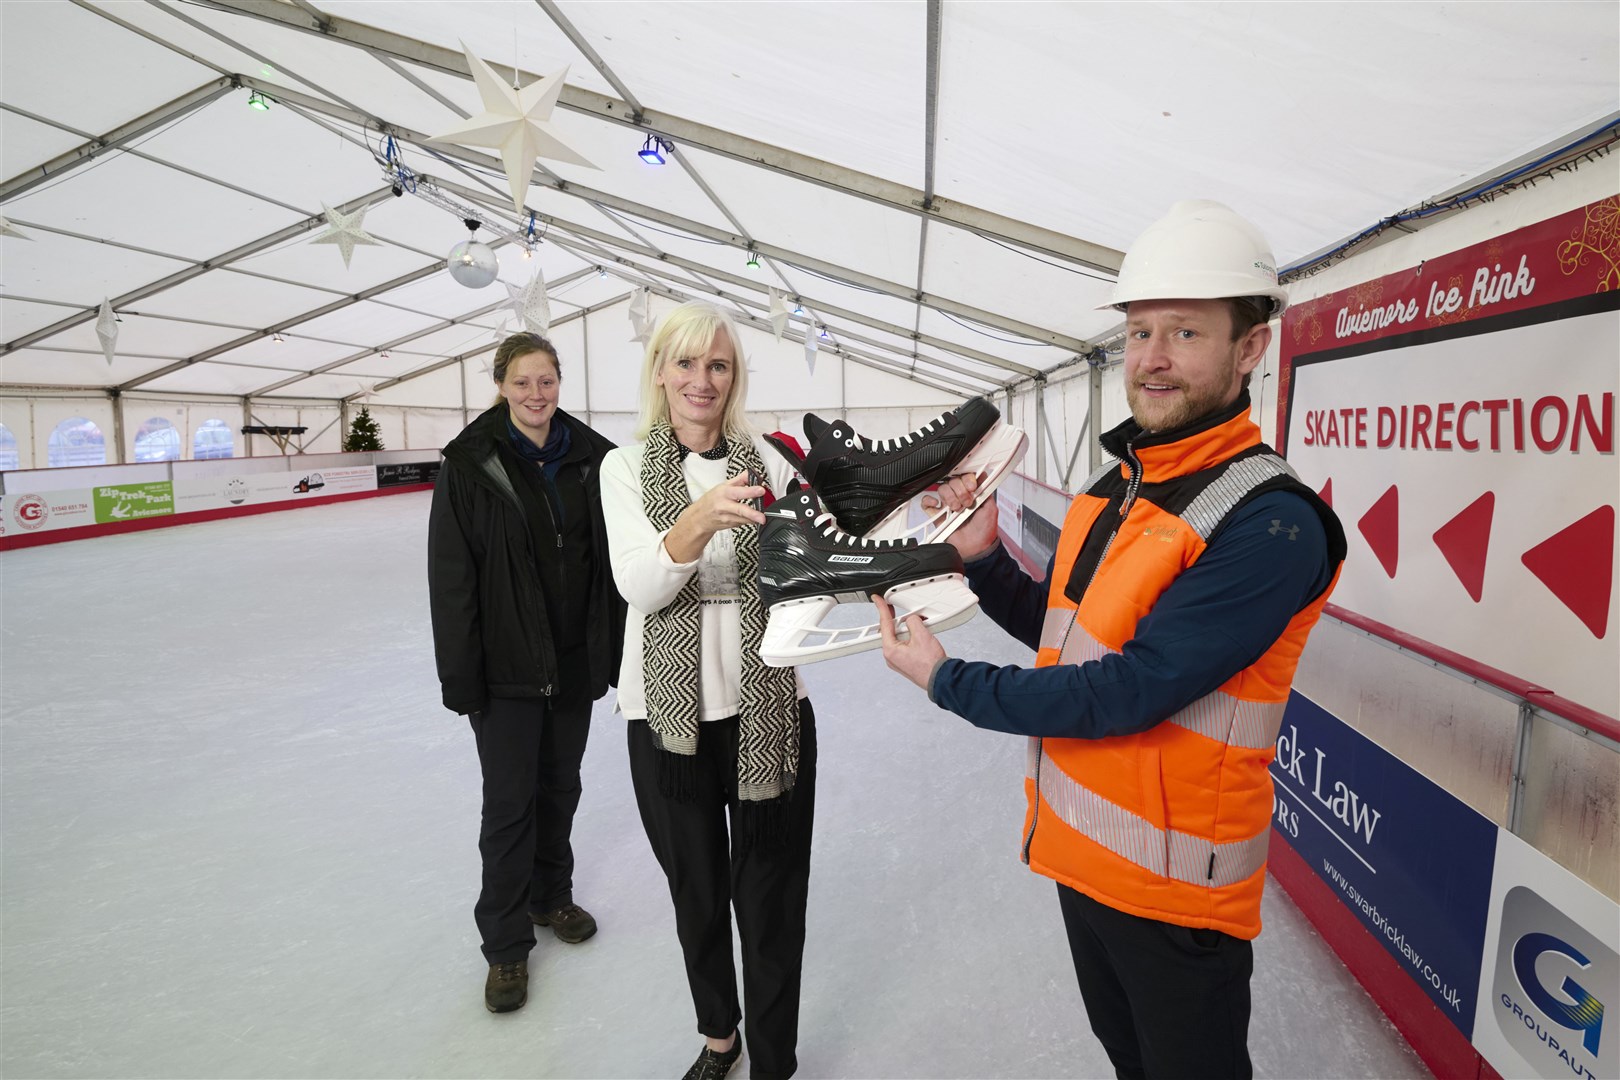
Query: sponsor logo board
3 490 94 534
92 482 174 523
1474 830 1619 1080
376 461 442 488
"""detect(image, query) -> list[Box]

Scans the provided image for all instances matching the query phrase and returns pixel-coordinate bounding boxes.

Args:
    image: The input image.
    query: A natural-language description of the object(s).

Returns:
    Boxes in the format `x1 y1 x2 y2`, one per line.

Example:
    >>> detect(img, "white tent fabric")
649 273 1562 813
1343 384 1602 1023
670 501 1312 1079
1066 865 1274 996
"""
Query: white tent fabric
1 1 1617 464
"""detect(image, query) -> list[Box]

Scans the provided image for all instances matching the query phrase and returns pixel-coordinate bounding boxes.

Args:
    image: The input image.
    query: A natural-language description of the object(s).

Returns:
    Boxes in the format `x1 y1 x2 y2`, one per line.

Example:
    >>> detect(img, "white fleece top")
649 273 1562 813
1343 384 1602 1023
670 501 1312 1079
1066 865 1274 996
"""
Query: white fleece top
601 434 806 721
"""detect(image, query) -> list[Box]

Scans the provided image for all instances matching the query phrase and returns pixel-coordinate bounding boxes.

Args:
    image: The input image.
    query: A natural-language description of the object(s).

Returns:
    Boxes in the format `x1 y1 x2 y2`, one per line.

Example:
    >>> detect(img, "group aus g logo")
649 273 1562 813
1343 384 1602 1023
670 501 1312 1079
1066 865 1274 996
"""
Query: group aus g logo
1514 933 1603 1057
1494 886 1617 1080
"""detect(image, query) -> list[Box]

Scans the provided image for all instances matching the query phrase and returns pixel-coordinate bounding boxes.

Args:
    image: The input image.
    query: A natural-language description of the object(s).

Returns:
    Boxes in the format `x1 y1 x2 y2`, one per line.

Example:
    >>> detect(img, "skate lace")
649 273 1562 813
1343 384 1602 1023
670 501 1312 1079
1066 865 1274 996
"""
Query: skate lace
845 416 944 454
811 509 909 548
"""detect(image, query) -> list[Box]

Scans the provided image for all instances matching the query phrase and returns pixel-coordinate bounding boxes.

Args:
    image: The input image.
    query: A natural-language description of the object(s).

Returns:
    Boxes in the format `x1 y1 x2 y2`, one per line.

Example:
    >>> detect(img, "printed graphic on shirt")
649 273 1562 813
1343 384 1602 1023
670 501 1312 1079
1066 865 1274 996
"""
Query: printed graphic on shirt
699 531 741 605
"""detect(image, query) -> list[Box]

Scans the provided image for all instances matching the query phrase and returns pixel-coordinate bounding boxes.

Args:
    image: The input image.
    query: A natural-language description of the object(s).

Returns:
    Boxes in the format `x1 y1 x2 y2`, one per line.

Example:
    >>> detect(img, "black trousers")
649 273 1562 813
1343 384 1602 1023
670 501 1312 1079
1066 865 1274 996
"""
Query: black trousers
469 695 593 964
1057 884 1254 1080
627 703 817 1080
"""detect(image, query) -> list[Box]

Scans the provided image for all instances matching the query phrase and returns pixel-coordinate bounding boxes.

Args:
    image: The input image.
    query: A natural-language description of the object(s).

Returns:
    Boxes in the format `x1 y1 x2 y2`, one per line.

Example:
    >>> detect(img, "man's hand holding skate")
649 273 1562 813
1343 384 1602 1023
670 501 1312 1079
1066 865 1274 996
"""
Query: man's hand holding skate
873 595 947 691
922 473 999 561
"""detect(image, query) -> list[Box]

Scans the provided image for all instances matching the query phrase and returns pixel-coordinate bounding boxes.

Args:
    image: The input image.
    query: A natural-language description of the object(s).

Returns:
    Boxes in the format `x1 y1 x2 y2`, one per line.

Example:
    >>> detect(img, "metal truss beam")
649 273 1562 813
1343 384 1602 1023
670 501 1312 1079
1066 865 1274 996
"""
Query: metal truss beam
191 0 1123 274
536 228 999 395
249 265 598 396
429 173 1043 380
0 78 237 201
232 76 1089 354
3 186 396 357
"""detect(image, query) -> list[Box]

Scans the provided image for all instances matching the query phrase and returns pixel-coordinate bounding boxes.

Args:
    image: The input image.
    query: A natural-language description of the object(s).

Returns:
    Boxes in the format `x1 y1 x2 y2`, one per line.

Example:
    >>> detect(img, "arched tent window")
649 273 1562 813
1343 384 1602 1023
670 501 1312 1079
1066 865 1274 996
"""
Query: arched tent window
0 424 19 471
46 417 106 468
133 417 181 462
192 418 234 460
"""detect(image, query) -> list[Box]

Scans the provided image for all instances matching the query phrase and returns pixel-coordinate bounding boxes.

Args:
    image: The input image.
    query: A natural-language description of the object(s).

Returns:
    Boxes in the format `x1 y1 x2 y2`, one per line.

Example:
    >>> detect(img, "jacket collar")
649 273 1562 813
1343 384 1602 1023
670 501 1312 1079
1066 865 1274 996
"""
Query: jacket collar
1098 392 1262 483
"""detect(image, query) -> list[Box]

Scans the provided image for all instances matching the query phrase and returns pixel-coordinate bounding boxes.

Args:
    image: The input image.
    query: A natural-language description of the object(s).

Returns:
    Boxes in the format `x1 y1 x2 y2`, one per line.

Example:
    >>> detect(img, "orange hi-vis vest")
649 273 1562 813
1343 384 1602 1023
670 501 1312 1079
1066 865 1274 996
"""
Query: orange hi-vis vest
1024 406 1344 940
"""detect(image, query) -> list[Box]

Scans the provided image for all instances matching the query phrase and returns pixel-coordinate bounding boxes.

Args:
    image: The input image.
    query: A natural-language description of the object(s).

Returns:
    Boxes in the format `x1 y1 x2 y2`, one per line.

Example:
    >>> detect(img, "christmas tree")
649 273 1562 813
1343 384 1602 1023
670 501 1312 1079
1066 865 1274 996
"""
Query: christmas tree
343 405 385 452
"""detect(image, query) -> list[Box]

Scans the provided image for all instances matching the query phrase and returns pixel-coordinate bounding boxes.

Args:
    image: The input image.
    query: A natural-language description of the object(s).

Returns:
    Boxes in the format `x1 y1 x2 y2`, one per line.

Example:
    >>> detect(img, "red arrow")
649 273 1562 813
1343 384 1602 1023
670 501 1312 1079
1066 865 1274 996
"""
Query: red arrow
1432 492 1495 603
1521 506 1615 639
1358 485 1399 578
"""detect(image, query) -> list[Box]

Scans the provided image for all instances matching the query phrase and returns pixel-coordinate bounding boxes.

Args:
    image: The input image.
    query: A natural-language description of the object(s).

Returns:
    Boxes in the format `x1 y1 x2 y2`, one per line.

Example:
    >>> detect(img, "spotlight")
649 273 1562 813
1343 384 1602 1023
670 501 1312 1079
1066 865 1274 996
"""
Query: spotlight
271 332 284 343
818 326 830 340
746 253 760 270
638 135 671 165
792 304 804 316
380 350 390 359
596 266 608 280
247 91 269 111
522 246 533 260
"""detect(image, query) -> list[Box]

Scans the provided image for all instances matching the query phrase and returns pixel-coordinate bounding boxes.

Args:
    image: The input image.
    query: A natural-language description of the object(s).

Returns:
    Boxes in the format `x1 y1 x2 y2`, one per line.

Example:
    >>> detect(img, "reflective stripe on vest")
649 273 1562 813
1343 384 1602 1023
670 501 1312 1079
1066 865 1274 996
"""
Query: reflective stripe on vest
1025 744 1272 888
1042 614 1285 751
1179 454 1299 541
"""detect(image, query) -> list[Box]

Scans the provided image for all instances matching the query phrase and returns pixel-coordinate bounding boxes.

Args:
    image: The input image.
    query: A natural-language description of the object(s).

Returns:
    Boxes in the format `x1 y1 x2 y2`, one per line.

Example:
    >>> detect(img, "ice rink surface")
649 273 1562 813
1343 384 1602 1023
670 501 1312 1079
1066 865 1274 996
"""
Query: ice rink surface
0 493 1428 1079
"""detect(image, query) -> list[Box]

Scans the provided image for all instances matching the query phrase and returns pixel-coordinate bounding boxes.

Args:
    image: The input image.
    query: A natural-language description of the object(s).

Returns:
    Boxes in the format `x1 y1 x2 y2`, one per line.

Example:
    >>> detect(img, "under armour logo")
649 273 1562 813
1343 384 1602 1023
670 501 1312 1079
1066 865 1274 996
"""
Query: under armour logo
1268 519 1299 541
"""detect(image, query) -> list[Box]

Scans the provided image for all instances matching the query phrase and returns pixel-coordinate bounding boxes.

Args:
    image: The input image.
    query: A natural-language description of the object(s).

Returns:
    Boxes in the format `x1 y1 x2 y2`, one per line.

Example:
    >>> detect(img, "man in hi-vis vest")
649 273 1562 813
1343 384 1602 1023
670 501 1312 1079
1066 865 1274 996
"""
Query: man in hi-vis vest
875 201 1347 1080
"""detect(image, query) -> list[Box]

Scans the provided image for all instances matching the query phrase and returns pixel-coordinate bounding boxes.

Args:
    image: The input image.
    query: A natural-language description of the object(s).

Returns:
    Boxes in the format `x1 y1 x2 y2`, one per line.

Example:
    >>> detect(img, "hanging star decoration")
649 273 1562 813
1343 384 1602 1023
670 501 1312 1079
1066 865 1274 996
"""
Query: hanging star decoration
428 43 596 214
0 215 34 241
489 316 512 343
629 287 652 344
804 327 819 375
505 269 551 335
95 299 118 365
310 202 381 268
767 287 791 343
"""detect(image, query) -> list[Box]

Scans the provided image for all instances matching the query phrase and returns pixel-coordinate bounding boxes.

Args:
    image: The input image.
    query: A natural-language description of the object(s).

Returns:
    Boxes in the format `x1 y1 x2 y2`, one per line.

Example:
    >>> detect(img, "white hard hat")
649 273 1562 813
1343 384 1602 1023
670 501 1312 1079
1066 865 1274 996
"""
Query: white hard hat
1103 200 1290 317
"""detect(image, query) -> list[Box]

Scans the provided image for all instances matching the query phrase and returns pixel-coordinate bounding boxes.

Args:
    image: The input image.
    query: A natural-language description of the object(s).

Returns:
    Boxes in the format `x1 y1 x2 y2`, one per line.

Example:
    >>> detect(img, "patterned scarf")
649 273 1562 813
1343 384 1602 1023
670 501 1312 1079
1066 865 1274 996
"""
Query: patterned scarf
639 423 801 807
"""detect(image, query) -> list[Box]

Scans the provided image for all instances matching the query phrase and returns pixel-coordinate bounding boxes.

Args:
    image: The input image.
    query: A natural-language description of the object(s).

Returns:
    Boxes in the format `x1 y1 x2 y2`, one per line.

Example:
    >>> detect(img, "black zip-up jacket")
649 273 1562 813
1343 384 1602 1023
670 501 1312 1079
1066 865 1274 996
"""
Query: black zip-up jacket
428 403 625 715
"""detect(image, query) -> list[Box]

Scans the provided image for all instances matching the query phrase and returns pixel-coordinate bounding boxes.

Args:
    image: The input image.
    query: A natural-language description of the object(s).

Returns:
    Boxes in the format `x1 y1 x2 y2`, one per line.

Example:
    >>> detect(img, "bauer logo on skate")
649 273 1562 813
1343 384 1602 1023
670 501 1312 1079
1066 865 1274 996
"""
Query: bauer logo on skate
1491 885 1617 1080
826 554 874 564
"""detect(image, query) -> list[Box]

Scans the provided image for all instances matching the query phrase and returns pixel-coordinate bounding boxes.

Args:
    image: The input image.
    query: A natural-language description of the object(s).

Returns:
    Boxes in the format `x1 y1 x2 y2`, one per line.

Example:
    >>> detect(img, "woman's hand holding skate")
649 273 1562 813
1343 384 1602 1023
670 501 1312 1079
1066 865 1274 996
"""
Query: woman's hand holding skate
663 473 768 563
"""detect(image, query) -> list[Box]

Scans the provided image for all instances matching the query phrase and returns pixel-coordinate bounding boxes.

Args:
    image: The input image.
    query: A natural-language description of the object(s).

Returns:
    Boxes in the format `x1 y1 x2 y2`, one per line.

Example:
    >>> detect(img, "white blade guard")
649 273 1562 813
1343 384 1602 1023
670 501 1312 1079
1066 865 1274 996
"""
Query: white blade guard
759 573 979 667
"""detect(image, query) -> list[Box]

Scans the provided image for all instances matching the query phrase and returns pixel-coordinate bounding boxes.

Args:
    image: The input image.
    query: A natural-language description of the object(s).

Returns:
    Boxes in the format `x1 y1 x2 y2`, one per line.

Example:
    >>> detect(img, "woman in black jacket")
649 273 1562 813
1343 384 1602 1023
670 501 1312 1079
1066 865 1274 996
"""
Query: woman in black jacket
427 332 625 1015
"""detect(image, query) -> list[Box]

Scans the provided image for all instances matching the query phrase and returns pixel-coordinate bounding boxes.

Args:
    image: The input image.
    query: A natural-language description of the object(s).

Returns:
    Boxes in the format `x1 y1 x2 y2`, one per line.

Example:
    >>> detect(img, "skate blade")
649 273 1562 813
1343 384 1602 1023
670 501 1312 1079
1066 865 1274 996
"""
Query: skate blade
864 425 1029 545
758 574 979 667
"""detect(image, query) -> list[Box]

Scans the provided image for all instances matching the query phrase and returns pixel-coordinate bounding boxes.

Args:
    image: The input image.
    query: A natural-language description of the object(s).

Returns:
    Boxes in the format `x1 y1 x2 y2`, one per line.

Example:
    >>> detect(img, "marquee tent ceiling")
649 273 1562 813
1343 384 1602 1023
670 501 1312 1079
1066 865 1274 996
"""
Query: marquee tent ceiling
1 0 1616 402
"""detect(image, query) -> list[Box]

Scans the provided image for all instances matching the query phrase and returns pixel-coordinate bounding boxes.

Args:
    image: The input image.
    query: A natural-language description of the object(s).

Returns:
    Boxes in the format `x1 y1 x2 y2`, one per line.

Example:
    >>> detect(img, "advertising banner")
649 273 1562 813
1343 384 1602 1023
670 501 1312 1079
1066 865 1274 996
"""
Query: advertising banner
1270 691 1498 1035
91 482 173 523
288 466 376 498
1 489 95 536
1279 197 1620 717
376 460 441 488
1473 829 1619 1080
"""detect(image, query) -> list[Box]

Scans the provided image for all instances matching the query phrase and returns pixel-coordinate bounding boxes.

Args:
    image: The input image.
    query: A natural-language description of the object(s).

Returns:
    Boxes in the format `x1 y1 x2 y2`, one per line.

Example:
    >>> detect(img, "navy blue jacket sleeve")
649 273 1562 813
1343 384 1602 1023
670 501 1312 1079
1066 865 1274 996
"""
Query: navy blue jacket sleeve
962 542 1054 652
930 491 1333 739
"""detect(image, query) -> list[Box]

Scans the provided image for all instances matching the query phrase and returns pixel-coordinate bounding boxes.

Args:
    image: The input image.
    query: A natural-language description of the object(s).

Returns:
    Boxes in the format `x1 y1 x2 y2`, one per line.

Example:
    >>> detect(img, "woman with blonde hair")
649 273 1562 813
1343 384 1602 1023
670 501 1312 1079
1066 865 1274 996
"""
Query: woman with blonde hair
601 302 815 1080
428 332 624 1014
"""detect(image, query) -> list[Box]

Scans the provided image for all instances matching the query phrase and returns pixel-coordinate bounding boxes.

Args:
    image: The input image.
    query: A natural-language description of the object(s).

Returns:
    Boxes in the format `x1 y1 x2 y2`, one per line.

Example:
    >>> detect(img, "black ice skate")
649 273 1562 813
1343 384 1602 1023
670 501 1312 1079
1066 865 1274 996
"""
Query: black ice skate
765 397 1027 544
758 481 979 667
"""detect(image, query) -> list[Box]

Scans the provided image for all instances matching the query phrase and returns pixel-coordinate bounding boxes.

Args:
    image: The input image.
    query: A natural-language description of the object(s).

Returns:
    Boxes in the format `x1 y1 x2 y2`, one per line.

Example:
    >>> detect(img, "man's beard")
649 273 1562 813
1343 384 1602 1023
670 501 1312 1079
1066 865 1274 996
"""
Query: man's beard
1126 375 1235 433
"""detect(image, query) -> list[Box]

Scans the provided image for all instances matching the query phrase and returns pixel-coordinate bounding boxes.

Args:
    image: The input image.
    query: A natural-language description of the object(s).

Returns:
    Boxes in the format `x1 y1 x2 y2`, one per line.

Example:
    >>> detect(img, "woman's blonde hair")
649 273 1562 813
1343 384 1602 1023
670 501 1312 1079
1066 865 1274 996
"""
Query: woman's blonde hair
634 302 752 442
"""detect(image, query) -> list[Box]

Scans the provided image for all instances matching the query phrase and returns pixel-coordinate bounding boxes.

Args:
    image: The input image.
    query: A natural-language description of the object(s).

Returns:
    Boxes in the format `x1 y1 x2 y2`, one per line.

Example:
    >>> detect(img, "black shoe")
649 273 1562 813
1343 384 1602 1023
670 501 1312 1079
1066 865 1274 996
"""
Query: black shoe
531 902 598 944
758 481 978 666
484 960 528 1013
682 1036 742 1080
766 397 1001 536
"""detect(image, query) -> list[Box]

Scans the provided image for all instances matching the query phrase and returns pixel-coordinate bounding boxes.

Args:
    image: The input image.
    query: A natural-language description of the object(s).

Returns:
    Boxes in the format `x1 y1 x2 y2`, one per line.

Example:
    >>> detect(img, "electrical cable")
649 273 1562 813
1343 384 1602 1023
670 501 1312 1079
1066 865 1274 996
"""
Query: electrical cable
937 309 1057 347
1281 121 1619 278
976 233 1117 284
